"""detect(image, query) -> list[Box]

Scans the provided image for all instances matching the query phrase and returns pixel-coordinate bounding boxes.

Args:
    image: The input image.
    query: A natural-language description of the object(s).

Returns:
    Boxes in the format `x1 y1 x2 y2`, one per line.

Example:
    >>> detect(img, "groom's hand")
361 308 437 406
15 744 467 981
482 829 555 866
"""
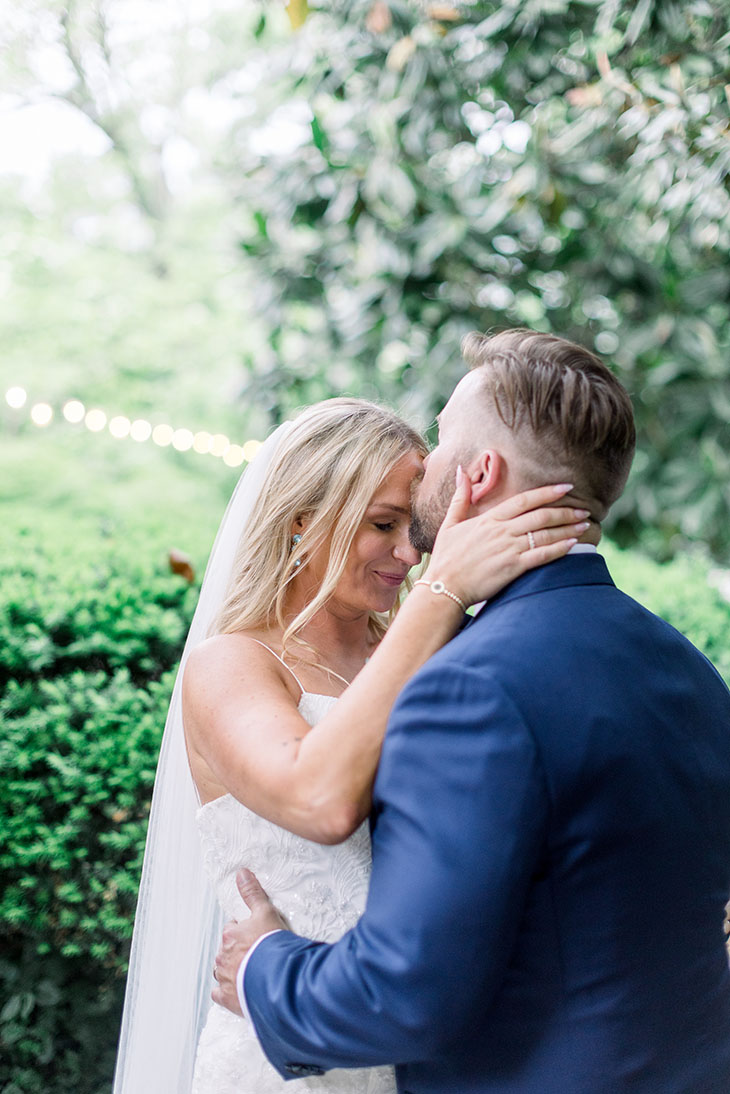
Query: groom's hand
212 868 289 1017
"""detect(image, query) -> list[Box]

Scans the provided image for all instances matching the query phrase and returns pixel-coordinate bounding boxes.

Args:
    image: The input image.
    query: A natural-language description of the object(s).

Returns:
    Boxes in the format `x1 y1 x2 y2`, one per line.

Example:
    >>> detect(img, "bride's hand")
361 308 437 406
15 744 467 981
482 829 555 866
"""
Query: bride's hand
422 472 592 608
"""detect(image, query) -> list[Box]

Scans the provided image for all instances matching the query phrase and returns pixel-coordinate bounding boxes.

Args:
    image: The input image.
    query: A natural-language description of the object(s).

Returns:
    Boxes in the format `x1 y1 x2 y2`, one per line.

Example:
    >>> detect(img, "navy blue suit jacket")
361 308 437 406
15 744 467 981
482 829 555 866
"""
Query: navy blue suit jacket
244 555 730 1092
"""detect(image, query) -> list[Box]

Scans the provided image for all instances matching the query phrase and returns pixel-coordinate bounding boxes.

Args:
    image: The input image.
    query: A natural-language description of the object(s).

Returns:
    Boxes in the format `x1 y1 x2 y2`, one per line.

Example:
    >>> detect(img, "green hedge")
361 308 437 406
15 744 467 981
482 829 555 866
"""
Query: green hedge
0 520 199 1094
603 543 730 686
1 524 729 1093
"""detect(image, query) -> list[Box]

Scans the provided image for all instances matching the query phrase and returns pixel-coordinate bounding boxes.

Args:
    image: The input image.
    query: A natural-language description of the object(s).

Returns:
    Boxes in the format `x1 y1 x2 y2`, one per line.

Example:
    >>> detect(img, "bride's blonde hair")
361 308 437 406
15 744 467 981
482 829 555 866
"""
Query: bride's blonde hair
214 398 427 652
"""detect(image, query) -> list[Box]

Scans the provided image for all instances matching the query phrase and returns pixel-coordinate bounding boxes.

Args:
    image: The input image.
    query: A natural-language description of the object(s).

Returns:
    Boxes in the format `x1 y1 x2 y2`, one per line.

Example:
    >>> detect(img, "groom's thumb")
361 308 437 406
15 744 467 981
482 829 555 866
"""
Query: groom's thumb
236 868 270 911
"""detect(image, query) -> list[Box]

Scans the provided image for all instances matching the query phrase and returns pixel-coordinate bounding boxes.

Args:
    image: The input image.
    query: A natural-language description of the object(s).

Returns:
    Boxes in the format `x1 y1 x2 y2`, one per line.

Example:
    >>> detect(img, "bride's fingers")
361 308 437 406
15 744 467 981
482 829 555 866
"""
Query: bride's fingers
236 868 271 911
438 465 472 532
489 483 574 522
519 532 578 569
510 506 591 535
462 507 590 550
521 522 590 552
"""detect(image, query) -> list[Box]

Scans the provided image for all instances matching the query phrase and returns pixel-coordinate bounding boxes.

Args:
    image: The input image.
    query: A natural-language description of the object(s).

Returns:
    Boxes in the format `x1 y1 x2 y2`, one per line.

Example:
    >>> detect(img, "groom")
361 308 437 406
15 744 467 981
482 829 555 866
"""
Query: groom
213 329 730 1091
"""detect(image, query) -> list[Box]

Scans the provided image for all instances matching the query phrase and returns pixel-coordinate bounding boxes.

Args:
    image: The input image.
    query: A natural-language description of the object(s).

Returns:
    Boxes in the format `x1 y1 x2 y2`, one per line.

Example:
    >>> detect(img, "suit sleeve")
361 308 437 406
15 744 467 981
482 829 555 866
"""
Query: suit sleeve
243 660 549 1078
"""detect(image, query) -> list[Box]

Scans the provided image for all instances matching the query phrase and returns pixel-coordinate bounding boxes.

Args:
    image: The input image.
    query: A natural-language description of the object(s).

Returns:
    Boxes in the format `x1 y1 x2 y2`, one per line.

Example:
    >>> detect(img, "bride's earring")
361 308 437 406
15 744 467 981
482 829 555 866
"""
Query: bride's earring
291 533 303 569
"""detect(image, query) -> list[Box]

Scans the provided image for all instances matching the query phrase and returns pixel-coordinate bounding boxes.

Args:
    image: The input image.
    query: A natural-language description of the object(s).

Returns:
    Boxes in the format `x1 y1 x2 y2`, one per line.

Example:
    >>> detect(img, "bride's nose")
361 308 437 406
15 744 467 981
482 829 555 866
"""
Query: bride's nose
393 532 421 568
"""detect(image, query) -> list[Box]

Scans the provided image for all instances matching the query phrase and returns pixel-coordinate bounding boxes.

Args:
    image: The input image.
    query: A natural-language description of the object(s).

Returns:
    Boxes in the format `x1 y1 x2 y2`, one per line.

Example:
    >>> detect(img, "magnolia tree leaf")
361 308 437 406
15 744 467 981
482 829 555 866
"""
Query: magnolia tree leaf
227 0 730 560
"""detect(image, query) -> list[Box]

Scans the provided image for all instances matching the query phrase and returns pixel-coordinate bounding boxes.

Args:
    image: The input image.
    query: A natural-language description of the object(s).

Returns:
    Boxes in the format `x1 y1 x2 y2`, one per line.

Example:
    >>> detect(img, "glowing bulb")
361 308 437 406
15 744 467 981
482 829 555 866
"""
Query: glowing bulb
85 409 107 432
223 444 245 467
12 386 242 466
193 431 212 454
63 399 85 423
242 439 262 462
209 433 230 458
109 415 131 439
6 386 27 409
152 423 174 447
172 427 194 452
30 402 53 427
130 419 152 442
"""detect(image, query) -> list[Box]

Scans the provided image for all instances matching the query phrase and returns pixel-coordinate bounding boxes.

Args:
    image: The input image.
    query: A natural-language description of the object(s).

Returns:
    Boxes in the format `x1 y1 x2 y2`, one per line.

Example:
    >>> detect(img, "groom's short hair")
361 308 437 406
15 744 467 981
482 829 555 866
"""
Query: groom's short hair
461 328 636 517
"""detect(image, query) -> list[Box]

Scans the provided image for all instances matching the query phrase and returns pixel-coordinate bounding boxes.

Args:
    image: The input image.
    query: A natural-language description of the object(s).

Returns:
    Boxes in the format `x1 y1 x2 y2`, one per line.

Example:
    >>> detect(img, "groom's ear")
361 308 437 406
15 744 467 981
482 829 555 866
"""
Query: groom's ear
466 449 503 505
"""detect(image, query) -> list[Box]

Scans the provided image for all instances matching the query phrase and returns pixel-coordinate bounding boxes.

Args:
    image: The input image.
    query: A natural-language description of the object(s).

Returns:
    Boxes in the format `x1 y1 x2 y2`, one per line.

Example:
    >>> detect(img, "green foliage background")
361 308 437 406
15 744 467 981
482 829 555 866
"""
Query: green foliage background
3 0 729 561
232 0 730 559
0 519 198 1094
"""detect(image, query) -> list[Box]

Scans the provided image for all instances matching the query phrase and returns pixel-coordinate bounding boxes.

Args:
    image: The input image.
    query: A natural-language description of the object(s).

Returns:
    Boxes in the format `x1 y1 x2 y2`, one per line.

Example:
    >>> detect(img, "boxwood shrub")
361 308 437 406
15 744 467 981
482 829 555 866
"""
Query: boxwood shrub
603 542 730 686
0 518 199 1094
1 524 728 1093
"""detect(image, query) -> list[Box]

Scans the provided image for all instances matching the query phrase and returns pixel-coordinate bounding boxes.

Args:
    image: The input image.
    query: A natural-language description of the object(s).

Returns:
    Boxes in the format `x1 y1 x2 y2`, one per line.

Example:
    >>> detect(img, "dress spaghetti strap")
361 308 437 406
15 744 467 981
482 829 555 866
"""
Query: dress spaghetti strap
246 638 307 695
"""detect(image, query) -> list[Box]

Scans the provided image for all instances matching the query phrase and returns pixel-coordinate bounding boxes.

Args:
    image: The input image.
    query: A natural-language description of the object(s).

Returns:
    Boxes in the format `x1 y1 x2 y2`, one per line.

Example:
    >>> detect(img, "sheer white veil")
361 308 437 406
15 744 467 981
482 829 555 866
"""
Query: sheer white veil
113 421 294 1094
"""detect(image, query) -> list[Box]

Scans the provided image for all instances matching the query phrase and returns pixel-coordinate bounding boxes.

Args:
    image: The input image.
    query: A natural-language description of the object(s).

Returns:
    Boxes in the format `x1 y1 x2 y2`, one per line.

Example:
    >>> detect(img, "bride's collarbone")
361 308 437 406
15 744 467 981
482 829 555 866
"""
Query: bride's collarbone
235 629 359 697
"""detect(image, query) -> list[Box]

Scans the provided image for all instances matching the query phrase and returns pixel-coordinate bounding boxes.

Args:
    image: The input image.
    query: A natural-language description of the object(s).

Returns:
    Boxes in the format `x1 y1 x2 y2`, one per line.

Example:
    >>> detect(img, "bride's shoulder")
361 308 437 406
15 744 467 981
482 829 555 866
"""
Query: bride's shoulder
183 631 283 691
182 631 301 733
187 630 273 667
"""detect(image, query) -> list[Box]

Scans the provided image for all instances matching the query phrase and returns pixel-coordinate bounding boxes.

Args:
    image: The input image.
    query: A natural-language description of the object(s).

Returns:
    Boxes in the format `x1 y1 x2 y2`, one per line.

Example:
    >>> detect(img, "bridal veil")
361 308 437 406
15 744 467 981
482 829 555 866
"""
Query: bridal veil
113 422 293 1094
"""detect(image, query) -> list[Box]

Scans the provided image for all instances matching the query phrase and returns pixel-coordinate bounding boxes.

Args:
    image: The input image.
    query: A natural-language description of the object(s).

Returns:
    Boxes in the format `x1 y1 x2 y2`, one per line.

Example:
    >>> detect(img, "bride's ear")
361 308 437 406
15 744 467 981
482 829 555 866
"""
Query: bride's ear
466 449 503 505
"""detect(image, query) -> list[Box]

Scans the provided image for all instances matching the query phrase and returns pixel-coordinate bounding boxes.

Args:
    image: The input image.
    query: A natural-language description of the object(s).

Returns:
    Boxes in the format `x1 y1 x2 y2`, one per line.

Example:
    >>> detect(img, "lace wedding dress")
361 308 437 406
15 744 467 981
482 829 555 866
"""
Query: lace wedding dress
191 690 397 1094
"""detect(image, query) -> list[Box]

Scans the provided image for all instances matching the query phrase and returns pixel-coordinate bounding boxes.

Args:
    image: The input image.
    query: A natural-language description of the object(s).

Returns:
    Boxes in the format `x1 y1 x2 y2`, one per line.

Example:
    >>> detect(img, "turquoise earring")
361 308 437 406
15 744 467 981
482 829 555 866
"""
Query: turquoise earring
291 533 302 568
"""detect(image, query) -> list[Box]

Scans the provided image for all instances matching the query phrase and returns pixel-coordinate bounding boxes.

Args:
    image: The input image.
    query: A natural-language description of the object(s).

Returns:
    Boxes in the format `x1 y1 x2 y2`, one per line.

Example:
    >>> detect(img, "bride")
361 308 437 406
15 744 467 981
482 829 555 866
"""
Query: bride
112 398 587 1093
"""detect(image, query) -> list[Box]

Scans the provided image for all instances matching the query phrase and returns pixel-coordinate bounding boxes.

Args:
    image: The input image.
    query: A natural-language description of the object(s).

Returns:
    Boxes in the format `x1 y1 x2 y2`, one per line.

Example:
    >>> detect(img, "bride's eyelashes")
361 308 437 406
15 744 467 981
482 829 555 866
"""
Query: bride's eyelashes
373 522 397 532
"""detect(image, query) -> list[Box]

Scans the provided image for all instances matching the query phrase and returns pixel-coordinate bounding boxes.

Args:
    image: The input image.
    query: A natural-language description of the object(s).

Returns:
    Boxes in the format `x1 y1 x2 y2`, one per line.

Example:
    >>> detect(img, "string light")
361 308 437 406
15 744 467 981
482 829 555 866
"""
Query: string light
152 423 174 447
130 419 152 442
31 403 53 427
109 416 132 439
7 386 28 410
223 444 244 467
193 430 212 454
4 387 257 469
63 399 85 423
172 428 194 452
209 433 230 458
242 439 262 461
85 409 107 432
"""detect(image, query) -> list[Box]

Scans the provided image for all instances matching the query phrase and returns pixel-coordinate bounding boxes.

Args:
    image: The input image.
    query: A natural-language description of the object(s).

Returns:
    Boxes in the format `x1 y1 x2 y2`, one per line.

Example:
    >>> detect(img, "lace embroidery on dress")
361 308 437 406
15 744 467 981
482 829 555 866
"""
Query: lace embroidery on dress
191 692 396 1094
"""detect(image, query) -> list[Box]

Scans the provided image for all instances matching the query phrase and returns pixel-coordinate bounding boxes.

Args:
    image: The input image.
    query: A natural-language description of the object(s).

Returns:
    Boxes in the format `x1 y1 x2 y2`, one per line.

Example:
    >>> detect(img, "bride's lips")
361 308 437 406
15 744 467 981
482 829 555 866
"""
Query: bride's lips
374 570 408 587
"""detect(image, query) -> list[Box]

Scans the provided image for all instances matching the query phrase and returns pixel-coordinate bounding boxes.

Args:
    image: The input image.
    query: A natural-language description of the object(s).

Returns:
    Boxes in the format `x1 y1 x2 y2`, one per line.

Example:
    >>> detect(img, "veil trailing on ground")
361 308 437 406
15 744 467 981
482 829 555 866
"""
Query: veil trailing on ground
113 421 294 1094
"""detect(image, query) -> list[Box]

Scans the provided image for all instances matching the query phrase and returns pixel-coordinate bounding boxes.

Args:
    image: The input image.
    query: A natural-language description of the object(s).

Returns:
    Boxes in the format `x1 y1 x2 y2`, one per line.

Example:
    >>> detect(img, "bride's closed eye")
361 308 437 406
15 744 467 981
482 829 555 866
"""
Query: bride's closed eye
373 522 397 532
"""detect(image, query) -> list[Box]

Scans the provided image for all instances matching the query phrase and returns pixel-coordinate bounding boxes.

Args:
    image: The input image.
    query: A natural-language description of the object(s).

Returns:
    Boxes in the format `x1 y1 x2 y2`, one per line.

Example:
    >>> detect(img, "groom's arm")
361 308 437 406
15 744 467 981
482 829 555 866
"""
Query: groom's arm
239 660 549 1079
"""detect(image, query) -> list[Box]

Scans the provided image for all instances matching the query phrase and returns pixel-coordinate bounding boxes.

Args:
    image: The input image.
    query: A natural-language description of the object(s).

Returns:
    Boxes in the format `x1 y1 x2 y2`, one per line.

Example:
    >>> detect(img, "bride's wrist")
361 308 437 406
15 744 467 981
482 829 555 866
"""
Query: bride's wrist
421 550 469 596
413 573 468 613
420 558 470 599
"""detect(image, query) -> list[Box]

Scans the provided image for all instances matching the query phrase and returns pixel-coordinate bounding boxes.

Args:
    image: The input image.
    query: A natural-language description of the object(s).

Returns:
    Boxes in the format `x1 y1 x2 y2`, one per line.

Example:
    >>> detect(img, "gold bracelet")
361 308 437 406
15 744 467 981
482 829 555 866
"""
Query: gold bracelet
413 578 466 612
